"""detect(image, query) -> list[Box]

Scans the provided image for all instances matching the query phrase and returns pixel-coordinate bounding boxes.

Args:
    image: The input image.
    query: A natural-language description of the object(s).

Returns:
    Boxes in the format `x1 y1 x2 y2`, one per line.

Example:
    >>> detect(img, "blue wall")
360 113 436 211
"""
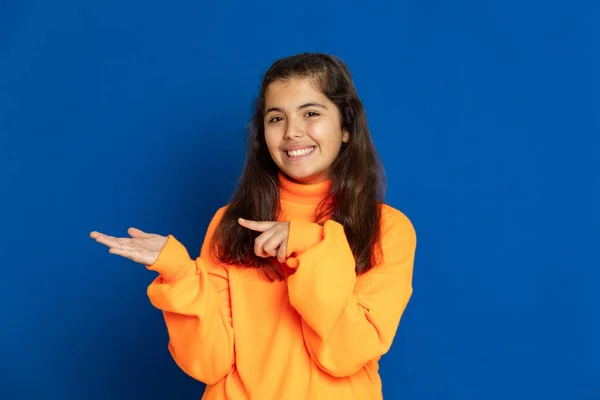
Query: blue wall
1 1 598 399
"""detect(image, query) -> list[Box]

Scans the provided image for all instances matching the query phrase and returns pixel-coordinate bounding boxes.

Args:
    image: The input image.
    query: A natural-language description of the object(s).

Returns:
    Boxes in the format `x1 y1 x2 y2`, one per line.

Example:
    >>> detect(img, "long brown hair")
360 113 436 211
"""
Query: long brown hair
210 53 386 280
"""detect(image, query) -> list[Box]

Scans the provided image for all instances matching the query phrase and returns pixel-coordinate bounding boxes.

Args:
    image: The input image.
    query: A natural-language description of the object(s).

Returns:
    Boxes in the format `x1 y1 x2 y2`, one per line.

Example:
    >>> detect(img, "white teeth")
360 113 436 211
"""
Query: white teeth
286 147 315 157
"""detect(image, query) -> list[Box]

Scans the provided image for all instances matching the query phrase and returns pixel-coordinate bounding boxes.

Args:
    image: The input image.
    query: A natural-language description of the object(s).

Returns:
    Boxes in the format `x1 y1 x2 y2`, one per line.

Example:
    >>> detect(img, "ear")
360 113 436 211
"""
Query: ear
342 130 350 143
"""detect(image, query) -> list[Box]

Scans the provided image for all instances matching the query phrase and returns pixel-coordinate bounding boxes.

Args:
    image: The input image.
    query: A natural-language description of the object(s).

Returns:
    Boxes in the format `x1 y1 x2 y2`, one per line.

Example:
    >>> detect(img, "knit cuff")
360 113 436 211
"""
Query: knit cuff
146 235 197 282
286 220 324 265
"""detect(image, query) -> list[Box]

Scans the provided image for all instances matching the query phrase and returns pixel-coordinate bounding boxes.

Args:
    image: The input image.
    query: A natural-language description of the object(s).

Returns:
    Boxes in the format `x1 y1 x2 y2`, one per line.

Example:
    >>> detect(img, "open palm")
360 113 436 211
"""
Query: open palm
90 228 167 265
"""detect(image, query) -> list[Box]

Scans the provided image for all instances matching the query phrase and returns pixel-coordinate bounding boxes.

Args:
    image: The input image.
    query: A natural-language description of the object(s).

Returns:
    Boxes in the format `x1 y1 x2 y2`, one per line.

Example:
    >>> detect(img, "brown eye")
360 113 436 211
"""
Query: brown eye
268 116 283 123
305 112 319 117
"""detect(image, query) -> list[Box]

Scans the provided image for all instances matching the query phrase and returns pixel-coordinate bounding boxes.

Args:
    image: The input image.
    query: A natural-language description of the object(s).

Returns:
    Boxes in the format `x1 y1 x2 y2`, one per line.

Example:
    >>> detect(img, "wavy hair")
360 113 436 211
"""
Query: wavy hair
210 53 386 280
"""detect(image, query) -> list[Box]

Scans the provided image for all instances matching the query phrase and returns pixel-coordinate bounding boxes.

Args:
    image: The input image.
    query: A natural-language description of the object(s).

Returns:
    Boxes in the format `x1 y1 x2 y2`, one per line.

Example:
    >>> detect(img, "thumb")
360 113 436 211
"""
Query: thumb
128 227 150 238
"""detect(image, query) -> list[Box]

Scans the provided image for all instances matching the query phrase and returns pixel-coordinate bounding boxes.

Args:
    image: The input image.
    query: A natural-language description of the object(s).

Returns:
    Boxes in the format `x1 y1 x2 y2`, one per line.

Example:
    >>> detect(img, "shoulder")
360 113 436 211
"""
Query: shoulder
200 204 231 258
201 204 231 241
379 203 417 246
207 204 230 230
213 204 230 220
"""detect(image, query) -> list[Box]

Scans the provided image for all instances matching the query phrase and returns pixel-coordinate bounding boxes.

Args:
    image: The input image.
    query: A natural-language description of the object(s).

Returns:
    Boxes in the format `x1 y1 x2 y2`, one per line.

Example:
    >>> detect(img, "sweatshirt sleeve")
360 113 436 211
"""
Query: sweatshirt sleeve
145 206 234 385
285 207 416 378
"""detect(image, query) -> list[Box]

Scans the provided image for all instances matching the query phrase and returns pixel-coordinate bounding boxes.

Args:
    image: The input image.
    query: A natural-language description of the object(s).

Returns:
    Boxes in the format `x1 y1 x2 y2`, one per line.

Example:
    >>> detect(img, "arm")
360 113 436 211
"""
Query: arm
285 207 416 378
145 207 234 385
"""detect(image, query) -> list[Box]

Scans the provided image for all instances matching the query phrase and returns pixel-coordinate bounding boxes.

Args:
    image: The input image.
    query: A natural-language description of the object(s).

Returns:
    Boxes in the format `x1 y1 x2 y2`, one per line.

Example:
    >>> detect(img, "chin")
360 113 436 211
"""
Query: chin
282 169 327 184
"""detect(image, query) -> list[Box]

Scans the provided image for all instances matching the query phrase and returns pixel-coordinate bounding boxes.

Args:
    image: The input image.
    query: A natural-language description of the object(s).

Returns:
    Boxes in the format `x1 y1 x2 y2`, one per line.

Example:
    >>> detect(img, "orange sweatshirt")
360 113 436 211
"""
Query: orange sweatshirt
145 172 416 399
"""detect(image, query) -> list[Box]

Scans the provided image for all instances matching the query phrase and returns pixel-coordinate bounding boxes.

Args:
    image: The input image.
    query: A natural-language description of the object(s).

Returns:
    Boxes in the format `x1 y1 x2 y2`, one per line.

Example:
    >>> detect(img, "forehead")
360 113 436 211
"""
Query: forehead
264 77 328 106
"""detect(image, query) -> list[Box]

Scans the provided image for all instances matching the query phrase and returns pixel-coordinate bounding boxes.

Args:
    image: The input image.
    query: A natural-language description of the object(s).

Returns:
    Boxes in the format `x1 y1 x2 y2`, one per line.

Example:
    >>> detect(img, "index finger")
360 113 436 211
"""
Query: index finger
238 218 276 232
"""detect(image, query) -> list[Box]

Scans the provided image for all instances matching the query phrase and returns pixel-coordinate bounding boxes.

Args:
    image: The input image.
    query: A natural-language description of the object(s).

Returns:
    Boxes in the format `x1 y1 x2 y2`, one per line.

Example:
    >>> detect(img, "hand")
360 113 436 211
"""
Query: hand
90 228 168 265
238 218 289 263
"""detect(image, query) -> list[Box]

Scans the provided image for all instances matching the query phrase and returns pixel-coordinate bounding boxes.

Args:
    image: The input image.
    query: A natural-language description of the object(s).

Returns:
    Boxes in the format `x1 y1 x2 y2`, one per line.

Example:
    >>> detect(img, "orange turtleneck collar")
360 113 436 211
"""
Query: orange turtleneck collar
277 171 332 207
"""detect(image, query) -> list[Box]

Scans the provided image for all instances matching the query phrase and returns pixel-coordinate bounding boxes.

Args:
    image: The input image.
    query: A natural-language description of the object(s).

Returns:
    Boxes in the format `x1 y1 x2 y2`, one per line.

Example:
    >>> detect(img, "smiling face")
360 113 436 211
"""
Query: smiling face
263 77 349 185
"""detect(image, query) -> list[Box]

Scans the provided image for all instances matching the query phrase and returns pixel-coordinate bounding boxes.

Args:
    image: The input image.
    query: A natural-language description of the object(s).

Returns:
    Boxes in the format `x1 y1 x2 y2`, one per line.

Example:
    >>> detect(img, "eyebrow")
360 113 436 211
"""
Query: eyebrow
265 102 328 115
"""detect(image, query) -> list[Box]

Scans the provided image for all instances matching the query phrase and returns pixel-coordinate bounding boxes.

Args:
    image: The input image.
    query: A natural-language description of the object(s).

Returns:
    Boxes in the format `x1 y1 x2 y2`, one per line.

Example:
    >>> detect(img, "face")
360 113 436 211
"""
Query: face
263 77 349 185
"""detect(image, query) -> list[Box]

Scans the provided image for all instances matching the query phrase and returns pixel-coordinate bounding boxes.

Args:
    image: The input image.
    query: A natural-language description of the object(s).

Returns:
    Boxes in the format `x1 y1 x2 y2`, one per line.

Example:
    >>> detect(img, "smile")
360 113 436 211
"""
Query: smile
285 146 316 158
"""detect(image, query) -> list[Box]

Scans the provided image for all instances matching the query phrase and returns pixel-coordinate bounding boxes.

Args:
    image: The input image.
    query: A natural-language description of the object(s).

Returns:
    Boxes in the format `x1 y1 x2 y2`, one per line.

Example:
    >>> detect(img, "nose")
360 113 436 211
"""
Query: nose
283 117 304 140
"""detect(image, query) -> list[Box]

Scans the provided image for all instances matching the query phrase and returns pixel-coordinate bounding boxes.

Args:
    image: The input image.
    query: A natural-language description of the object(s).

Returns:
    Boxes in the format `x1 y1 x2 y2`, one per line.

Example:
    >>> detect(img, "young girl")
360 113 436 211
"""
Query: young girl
90 53 417 399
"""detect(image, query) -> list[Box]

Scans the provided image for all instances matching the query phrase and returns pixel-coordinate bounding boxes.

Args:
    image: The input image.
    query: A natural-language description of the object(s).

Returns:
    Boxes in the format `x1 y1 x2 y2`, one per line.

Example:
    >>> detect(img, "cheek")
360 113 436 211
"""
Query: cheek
309 121 343 150
263 129 279 153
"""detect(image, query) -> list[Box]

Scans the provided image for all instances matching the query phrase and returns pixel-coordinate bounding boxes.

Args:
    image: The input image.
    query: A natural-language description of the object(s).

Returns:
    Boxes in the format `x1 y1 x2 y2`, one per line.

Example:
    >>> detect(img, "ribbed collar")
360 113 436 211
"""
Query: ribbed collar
278 171 332 206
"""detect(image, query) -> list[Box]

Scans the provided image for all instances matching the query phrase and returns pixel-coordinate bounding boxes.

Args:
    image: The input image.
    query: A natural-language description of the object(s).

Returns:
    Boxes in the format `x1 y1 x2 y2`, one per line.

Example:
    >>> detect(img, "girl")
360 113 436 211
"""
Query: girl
90 53 417 399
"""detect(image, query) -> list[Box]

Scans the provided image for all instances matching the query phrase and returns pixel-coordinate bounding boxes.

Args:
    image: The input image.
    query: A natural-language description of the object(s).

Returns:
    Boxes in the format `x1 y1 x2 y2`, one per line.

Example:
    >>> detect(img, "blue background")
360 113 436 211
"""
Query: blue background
1 0 598 399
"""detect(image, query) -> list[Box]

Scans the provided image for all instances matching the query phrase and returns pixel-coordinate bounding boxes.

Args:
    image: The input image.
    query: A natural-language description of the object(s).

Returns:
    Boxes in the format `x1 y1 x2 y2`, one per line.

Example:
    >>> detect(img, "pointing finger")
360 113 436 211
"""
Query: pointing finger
238 218 276 232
